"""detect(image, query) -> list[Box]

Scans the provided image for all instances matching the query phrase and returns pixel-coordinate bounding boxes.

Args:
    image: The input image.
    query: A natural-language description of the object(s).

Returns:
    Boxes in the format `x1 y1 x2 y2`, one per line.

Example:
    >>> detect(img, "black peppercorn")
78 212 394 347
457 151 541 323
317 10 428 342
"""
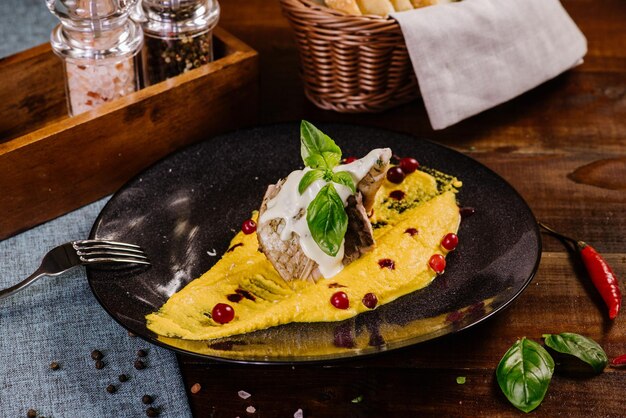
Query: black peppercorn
27 409 37 418
143 32 213 86
91 350 103 361
142 395 154 404
118 374 129 382
49 362 60 371
146 407 159 417
137 349 148 357
95 360 105 370
134 360 146 370
106 384 116 394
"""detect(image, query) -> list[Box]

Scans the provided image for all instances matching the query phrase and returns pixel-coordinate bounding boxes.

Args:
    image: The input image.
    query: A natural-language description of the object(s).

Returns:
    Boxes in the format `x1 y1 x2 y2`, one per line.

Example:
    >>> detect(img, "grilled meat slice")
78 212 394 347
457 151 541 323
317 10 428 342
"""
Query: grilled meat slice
354 148 392 213
343 193 375 265
257 149 391 282
257 179 321 283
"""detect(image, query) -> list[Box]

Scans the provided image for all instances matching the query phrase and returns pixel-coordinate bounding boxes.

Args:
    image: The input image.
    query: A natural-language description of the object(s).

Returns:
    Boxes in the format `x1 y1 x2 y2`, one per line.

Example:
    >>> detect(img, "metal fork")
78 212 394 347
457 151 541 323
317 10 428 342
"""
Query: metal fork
0 240 150 300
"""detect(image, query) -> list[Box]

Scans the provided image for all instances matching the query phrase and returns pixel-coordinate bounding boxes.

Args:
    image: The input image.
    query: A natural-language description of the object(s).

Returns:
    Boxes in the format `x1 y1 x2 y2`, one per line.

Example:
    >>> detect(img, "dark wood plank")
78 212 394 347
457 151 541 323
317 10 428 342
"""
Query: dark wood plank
3 0 623 415
178 0 626 416
180 364 626 418
0 44 66 142
472 152 626 253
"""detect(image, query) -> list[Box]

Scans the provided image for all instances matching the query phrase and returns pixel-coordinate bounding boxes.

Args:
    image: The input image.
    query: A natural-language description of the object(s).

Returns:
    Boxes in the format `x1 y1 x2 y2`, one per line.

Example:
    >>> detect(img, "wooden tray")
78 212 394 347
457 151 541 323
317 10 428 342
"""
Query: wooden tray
0 27 259 240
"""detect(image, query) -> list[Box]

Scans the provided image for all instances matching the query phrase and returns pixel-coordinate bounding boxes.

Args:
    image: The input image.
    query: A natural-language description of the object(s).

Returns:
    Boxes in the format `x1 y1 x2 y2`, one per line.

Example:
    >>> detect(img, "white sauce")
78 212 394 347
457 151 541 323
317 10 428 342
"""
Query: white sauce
259 148 390 278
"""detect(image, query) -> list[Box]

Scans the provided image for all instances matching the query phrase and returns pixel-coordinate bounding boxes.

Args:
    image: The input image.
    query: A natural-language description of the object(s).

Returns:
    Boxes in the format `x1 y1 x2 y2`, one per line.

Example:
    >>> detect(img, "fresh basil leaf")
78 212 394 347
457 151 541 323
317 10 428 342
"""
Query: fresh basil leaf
543 333 608 373
496 337 554 413
332 171 356 193
307 183 348 257
298 169 325 195
300 121 342 169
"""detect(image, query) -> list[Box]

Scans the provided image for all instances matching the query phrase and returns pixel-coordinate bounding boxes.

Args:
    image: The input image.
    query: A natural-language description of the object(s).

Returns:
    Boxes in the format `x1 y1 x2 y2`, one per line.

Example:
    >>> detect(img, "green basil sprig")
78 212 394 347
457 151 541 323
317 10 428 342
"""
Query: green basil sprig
298 121 356 256
496 337 555 413
298 170 326 194
300 120 342 169
497 333 607 413
543 332 608 373
307 183 348 257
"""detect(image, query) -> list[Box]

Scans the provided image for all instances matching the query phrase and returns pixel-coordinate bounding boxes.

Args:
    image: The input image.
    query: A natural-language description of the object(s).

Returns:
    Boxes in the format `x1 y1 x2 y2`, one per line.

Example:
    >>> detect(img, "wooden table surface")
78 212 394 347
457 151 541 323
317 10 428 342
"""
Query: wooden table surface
176 1 626 417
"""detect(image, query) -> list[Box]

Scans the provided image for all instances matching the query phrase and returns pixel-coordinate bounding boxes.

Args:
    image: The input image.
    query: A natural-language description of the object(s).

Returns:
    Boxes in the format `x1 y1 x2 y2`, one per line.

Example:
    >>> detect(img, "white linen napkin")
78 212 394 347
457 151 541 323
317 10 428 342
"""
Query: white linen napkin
391 0 587 130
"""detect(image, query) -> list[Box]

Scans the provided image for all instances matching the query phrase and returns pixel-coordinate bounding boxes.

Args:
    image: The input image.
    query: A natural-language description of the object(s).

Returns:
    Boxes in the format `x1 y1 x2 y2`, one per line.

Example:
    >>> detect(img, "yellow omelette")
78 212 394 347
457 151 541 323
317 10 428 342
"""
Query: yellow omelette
146 168 461 340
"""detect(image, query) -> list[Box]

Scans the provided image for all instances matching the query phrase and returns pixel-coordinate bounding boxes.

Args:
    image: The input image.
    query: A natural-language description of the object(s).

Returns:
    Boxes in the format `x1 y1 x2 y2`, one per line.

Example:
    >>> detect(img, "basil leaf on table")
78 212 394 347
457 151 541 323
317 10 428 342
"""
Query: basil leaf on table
300 120 341 169
543 332 608 373
496 337 555 413
298 169 325 195
307 183 348 257
332 171 356 194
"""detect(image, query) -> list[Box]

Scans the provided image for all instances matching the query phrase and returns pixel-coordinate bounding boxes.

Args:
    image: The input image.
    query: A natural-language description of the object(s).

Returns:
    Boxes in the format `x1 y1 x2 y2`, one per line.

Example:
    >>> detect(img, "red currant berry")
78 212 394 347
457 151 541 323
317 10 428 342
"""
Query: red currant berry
378 259 395 270
241 219 257 234
399 157 419 174
446 310 464 323
429 254 446 275
386 167 406 184
362 293 378 309
389 190 405 200
211 303 235 324
459 207 476 219
405 228 418 236
441 233 459 251
343 156 357 164
330 291 349 309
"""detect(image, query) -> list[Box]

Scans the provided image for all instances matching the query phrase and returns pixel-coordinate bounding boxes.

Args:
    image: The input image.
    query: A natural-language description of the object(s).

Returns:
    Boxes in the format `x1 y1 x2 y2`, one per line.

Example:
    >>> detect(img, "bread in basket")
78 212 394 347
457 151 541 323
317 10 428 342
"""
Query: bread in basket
280 0 420 113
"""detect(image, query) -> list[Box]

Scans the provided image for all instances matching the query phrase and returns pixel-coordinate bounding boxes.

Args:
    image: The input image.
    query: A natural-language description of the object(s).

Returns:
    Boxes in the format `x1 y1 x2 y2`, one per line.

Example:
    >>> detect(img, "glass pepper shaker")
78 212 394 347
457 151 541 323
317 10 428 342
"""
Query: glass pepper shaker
47 0 143 116
134 0 220 86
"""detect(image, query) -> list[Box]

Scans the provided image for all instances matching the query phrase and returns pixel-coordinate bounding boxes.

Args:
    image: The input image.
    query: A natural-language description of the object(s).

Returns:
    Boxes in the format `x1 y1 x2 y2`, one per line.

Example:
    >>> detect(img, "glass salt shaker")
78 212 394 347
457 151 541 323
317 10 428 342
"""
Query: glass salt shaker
134 0 220 86
47 0 143 116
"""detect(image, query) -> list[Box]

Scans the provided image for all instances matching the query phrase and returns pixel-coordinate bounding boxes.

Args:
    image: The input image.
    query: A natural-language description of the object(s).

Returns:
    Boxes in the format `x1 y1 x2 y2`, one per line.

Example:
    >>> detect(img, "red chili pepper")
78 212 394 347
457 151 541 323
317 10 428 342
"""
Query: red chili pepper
611 353 626 367
539 223 622 320
578 241 621 319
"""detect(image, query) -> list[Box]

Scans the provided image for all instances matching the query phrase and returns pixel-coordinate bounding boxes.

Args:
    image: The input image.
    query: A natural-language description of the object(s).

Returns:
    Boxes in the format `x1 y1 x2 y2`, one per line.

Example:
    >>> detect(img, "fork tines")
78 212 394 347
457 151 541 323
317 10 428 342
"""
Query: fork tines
73 240 150 266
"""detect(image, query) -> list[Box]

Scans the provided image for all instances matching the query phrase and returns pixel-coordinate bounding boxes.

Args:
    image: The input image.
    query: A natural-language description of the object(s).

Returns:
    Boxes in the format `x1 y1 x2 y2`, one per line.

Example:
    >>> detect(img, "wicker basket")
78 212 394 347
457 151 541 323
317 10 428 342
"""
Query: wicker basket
280 0 418 113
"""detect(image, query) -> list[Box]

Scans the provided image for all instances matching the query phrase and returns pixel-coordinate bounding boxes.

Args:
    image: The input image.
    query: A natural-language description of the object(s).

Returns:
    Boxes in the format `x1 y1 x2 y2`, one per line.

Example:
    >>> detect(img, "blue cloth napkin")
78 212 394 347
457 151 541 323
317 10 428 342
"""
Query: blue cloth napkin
0 0 56 58
0 198 192 418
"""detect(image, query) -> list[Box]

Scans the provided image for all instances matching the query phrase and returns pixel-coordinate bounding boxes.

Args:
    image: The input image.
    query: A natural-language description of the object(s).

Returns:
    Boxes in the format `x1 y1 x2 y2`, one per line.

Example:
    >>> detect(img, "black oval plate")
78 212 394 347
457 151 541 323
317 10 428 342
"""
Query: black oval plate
88 123 541 363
